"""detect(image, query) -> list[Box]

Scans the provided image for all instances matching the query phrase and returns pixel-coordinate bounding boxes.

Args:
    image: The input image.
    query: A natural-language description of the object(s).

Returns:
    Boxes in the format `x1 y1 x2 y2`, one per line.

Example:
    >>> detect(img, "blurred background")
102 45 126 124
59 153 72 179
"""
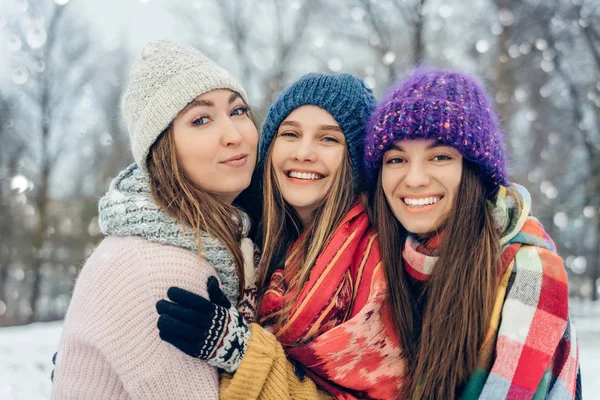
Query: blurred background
0 0 598 398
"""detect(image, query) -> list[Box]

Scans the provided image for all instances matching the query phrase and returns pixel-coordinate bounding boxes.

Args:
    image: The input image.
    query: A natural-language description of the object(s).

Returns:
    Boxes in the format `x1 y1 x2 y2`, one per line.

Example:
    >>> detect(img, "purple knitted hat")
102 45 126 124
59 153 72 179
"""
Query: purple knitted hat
364 68 507 188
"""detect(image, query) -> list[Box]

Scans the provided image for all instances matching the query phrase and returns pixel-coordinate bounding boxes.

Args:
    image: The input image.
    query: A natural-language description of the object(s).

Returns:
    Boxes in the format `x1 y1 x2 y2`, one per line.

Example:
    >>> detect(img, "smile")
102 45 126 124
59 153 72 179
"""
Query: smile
220 153 249 167
287 171 324 180
402 196 442 207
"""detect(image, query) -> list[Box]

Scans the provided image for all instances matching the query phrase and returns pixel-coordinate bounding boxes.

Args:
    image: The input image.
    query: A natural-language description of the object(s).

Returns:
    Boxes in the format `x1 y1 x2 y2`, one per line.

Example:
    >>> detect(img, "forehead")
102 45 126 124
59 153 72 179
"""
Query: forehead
283 105 338 126
391 139 460 153
193 89 239 103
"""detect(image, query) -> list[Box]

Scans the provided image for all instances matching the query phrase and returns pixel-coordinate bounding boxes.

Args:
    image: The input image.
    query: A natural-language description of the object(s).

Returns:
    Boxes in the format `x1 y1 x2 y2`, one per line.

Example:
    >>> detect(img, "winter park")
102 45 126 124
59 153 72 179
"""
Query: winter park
1 0 600 398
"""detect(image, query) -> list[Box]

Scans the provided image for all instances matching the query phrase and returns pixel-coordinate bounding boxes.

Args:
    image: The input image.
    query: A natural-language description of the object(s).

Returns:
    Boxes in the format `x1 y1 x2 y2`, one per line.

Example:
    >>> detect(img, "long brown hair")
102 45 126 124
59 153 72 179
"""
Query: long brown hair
256 144 354 321
367 160 501 399
147 125 247 298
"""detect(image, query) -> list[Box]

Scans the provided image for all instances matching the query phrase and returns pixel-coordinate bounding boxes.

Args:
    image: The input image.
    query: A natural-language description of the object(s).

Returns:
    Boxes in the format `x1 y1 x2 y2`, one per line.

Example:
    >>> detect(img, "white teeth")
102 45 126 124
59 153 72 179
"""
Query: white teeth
403 196 441 207
288 171 324 180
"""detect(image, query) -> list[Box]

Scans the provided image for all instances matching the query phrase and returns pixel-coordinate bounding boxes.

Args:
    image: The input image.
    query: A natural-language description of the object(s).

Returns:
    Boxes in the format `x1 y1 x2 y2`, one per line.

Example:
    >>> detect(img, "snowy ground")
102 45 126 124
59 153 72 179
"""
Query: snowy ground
0 313 598 399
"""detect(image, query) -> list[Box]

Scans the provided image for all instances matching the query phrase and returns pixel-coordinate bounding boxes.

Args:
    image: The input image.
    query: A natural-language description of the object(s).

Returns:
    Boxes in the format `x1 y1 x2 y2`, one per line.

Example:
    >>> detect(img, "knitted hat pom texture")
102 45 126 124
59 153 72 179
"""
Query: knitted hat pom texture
364 68 508 188
121 40 248 172
259 72 377 190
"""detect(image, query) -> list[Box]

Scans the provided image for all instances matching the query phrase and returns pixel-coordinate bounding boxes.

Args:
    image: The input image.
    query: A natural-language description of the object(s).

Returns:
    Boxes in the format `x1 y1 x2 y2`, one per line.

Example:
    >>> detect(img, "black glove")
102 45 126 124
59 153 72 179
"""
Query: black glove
156 276 250 373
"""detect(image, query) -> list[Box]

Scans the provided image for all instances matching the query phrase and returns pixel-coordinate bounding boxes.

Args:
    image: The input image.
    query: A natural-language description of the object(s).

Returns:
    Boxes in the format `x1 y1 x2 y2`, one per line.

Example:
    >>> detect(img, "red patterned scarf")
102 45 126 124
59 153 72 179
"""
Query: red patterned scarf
403 184 580 399
259 202 404 399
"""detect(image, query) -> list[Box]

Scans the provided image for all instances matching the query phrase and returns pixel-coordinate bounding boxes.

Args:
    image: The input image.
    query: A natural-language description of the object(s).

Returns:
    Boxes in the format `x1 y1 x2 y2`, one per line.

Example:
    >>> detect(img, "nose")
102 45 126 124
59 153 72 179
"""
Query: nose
220 117 243 147
290 138 317 162
404 162 430 188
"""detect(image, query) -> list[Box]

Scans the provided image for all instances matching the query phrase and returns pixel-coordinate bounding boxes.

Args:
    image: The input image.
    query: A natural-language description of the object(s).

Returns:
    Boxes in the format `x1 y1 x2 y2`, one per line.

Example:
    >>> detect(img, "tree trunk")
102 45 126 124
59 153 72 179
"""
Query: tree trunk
413 0 427 65
29 152 50 322
491 0 517 154
593 212 600 302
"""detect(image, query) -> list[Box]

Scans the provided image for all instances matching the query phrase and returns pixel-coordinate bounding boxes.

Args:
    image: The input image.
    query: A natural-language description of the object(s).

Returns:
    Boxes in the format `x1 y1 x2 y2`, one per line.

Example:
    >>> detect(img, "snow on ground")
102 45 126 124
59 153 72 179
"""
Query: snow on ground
0 311 598 399
0 321 62 400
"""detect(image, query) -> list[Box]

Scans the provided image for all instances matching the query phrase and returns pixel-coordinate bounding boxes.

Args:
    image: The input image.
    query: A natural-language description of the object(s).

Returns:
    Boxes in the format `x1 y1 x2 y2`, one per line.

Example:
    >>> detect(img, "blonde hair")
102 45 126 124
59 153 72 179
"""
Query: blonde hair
257 142 354 323
147 125 247 298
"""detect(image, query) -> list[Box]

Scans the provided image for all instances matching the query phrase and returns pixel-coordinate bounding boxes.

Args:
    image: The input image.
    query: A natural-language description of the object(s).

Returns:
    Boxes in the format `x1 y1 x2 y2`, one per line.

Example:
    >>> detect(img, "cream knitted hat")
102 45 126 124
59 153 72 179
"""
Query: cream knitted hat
122 40 249 172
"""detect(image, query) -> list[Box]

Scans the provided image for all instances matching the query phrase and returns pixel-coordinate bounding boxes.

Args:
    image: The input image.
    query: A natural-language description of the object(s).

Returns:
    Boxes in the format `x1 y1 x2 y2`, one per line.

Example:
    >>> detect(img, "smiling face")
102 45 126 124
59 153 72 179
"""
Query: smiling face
270 105 346 226
171 89 258 203
381 139 463 236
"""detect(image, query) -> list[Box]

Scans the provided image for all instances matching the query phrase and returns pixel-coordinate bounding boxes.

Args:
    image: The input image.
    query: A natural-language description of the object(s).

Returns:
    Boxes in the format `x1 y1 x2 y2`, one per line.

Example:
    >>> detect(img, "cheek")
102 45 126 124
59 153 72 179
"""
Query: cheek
381 167 398 198
270 141 288 171
173 129 215 166
240 120 259 147
445 165 463 199
323 147 345 174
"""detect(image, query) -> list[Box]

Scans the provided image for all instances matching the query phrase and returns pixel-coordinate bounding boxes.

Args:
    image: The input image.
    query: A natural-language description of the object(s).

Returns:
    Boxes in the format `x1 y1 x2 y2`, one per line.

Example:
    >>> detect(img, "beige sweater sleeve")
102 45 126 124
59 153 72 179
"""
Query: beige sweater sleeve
52 236 221 400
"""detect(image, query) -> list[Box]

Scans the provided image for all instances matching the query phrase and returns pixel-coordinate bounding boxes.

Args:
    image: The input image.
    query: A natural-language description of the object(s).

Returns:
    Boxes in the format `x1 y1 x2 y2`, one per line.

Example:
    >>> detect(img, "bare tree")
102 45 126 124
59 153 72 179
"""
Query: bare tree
538 0 600 301
90 45 131 190
6 1 101 321
0 92 20 315
321 0 429 88
173 0 319 118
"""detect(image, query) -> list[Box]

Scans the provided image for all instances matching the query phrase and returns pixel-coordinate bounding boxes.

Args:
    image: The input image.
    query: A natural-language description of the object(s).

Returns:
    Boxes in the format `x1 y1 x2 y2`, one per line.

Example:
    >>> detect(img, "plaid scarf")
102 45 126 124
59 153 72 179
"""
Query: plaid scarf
405 184 580 399
259 202 404 399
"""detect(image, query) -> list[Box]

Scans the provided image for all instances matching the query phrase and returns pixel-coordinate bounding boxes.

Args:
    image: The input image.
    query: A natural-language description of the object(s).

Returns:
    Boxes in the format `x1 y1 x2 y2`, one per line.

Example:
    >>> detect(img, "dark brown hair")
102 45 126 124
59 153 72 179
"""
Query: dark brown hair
366 160 501 399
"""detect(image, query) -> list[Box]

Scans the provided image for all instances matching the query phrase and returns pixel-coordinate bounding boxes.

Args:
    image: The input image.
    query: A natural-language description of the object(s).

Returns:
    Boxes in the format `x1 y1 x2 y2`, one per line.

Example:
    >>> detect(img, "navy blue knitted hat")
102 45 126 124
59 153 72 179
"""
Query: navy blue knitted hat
259 73 377 190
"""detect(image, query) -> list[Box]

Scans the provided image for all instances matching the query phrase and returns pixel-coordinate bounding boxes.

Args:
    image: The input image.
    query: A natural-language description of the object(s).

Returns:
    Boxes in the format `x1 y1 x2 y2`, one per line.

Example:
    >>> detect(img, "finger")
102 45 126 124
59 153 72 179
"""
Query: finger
157 314 208 343
207 276 231 309
166 287 215 312
156 299 213 326
159 330 202 358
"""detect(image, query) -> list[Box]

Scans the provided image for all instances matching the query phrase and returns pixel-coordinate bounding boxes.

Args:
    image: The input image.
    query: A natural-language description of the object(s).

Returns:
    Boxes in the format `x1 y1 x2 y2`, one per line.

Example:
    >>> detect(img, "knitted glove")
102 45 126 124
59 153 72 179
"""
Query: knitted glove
156 276 250 373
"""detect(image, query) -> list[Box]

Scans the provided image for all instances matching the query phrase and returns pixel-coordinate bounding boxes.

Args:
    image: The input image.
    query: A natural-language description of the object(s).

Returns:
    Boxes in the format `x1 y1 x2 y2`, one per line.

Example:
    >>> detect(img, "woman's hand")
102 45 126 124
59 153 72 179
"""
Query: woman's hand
156 277 250 373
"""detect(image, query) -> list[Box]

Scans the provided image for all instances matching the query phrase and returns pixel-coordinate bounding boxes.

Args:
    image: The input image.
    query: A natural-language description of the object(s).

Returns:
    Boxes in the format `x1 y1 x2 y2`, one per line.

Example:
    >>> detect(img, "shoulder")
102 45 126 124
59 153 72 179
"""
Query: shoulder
59 236 222 393
71 236 218 313
513 244 568 290
507 245 570 324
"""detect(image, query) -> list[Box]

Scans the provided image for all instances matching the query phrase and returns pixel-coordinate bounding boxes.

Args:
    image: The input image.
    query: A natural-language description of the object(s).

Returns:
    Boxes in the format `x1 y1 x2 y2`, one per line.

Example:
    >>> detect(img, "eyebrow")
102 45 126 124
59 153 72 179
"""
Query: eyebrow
228 92 242 104
280 121 343 133
319 124 343 132
184 92 245 112
280 121 301 128
392 142 449 152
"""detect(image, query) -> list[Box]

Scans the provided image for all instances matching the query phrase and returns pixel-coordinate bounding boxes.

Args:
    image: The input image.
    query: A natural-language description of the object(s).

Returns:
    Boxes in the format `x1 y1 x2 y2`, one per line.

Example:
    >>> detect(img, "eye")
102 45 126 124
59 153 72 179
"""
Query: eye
278 131 298 138
231 106 250 117
432 154 453 161
322 136 340 143
192 116 210 126
385 156 406 164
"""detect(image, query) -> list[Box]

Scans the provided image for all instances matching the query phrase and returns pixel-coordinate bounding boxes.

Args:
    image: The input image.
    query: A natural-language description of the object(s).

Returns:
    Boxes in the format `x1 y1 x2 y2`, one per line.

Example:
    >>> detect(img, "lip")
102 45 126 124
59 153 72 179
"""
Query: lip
402 194 443 200
400 195 443 214
221 153 248 163
284 169 326 176
282 169 326 185
221 153 249 167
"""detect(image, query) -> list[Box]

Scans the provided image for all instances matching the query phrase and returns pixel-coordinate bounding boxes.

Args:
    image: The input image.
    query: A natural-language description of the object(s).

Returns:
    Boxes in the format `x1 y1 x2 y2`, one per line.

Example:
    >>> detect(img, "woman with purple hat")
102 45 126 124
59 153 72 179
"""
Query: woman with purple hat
364 68 581 399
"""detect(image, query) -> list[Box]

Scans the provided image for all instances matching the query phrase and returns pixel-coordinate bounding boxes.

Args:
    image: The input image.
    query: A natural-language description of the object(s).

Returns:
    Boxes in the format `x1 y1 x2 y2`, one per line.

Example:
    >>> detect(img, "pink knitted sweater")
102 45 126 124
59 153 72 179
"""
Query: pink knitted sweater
52 236 223 399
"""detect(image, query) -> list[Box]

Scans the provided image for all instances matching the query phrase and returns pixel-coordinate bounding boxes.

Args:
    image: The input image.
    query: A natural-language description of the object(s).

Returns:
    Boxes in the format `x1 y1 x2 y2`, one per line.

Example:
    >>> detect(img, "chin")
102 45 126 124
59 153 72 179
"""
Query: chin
400 221 436 236
233 174 253 187
220 179 252 197
286 199 318 211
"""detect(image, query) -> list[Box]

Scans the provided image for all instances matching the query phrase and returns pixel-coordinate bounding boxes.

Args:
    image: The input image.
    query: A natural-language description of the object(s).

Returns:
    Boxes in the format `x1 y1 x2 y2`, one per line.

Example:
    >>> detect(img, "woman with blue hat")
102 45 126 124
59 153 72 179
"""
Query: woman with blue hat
157 73 406 399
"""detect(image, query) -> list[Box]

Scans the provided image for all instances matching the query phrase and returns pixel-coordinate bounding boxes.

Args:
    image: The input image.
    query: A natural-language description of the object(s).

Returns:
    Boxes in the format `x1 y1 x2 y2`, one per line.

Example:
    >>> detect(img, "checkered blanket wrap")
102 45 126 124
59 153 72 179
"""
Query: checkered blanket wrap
459 184 580 399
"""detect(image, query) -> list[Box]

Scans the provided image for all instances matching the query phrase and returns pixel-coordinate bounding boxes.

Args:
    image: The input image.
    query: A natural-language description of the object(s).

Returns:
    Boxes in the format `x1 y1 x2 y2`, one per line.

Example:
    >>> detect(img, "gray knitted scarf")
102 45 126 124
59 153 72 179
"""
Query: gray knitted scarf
98 163 249 305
